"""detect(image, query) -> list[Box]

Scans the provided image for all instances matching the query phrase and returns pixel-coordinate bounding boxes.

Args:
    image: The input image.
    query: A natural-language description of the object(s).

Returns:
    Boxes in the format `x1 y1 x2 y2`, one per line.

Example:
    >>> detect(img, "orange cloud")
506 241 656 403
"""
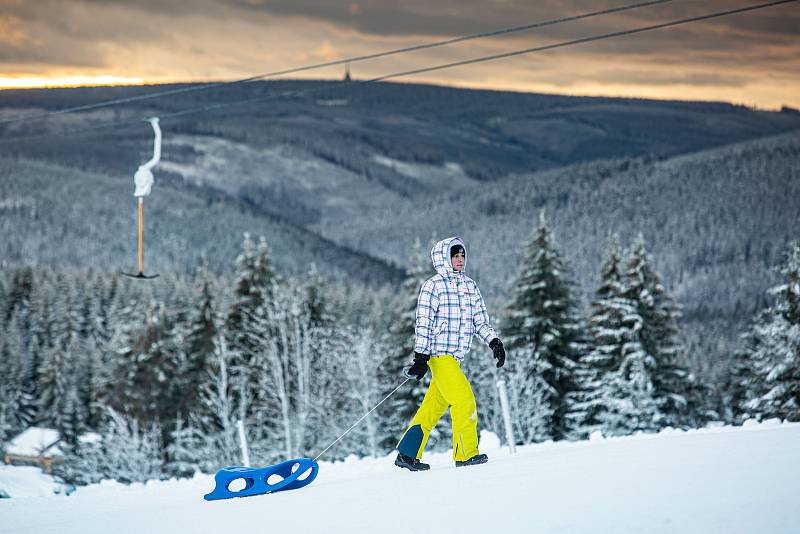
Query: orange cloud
0 15 27 47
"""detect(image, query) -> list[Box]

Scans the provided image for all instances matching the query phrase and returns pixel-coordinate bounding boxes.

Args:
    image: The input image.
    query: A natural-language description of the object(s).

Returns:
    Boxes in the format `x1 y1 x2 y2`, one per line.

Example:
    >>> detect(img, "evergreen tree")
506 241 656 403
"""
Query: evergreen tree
567 235 633 438
742 243 800 421
226 234 278 362
53 438 106 486
223 235 280 437
4 266 33 322
173 266 219 423
113 301 182 430
719 343 754 423
92 408 163 484
502 212 585 442
303 263 333 328
10 307 39 427
624 236 696 429
599 333 663 436
80 338 105 430
38 343 70 430
164 417 203 478
0 333 31 448
59 382 87 446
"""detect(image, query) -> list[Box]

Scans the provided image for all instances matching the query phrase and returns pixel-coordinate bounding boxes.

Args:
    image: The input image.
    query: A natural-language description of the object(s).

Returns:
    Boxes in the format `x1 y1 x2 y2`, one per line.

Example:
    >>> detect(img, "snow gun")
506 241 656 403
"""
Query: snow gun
122 117 161 280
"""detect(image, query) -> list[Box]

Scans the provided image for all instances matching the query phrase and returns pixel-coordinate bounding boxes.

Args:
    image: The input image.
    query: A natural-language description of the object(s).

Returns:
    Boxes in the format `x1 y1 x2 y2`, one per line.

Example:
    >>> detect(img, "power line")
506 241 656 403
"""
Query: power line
0 0 795 146
160 0 798 118
368 0 798 83
0 0 673 125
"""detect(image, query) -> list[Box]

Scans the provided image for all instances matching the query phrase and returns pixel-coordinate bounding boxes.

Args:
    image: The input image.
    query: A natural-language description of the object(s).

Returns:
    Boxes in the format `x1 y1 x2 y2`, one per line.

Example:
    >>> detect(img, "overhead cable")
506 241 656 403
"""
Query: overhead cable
0 0 673 125
1 0 795 146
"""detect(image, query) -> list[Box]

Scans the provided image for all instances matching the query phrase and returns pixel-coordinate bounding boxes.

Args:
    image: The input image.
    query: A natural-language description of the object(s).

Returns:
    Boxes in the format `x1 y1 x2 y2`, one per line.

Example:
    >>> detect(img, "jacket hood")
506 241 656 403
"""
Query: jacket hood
431 236 466 279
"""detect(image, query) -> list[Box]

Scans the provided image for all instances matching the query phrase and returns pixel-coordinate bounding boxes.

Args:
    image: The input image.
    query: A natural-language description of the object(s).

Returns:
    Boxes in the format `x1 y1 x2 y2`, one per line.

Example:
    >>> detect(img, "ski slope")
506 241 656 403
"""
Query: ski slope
1 421 798 534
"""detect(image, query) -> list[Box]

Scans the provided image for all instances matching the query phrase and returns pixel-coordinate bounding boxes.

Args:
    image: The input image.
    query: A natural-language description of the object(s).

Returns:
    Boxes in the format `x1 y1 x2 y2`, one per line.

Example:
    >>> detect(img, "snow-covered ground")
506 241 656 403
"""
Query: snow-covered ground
1 421 798 534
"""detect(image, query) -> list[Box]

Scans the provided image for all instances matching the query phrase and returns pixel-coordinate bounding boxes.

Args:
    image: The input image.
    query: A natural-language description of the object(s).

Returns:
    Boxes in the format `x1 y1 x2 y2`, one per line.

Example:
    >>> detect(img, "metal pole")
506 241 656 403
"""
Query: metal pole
137 197 144 274
237 419 251 467
496 379 516 454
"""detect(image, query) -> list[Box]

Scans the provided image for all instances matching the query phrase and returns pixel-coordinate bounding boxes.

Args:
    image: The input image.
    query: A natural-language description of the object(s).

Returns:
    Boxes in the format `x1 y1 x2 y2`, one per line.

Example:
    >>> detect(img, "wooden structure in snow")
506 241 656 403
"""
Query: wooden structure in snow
3 427 61 473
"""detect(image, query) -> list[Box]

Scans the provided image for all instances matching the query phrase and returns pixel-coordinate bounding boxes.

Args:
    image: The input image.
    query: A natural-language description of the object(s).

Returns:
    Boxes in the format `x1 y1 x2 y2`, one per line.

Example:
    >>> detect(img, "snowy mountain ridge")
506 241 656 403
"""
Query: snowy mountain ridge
2 419 798 534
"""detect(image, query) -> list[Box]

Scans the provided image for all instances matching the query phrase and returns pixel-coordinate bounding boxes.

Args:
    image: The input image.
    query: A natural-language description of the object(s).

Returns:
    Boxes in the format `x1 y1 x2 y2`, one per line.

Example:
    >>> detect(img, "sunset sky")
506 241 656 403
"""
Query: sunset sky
0 0 798 109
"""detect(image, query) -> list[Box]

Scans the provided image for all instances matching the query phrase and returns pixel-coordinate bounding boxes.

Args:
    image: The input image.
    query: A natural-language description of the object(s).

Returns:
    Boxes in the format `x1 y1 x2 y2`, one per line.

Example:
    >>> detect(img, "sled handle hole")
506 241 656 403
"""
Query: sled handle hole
227 477 254 493
266 473 285 486
295 465 313 481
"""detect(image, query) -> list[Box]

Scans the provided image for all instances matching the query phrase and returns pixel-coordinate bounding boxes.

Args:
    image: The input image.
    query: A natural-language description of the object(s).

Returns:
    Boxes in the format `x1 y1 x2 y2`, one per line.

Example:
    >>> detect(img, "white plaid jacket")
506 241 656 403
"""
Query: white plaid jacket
414 237 497 362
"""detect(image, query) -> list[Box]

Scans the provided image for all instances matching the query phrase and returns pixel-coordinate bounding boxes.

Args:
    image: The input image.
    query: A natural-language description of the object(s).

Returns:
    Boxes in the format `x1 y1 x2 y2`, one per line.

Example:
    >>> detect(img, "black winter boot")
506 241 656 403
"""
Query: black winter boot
455 453 488 467
395 453 430 471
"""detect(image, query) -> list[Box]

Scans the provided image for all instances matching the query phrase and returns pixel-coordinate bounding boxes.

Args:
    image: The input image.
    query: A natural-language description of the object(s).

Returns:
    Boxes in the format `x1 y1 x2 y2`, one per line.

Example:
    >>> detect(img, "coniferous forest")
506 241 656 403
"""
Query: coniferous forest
1 228 798 485
1 81 799 485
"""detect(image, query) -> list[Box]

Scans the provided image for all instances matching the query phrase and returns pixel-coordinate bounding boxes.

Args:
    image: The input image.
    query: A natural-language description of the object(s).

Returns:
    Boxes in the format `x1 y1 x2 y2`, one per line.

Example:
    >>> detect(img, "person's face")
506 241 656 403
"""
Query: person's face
451 251 465 271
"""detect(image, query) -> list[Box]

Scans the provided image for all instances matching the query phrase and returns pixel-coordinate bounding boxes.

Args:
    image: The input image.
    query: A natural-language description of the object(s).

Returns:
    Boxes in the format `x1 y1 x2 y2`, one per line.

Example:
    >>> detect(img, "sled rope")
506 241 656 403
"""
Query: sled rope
313 379 410 462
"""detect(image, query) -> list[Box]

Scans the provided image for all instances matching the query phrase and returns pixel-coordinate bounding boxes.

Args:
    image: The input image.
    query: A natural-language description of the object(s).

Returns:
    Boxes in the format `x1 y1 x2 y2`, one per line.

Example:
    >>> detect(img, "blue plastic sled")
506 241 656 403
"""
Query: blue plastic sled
204 457 319 501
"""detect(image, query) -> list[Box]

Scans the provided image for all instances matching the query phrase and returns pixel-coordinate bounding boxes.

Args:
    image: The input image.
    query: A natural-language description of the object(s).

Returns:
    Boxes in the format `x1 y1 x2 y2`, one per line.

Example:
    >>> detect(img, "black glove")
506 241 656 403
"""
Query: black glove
489 338 505 368
404 352 430 381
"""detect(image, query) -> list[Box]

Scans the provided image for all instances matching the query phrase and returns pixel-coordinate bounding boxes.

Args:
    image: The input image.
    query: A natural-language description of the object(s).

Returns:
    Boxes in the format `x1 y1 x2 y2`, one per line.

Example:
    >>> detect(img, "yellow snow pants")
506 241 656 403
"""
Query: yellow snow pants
397 354 479 462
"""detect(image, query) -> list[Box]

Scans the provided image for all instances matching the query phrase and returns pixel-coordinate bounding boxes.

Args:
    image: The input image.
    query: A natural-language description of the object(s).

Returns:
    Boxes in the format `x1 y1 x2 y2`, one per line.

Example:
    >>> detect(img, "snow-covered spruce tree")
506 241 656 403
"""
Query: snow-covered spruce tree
10 300 39 428
100 282 152 414
383 238 432 446
598 328 663 437
501 212 585 442
97 408 163 484
53 434 106 486
172 265 219 425
164 416 204 478
37 341 71 431
0 273 5 326
56 407 163 485
226 234 278 368
78 274 120 429
718 343 755 423
3 266 33 324
565 235 631 438
624 236 697 429
0 333 31 449
222 235 280 447
303 263 334 328
78 337 105 431
742 242 800 421
112 300 182 430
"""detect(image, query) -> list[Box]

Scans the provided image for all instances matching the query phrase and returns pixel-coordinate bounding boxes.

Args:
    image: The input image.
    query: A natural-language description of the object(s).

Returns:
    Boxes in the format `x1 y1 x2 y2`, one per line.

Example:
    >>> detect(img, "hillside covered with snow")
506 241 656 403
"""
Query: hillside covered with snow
2 421 798 534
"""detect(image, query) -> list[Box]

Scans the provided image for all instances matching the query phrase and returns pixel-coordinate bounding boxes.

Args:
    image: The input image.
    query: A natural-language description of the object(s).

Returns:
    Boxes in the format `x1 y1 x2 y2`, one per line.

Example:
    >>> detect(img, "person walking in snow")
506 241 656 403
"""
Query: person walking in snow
395 236 506 471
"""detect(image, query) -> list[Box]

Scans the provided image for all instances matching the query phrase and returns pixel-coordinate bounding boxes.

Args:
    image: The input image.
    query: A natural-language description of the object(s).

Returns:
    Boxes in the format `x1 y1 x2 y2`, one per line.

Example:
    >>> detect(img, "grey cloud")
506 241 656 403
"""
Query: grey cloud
223 0 799 41
218 0 800 76
3 0 796 65
0 0 188 69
